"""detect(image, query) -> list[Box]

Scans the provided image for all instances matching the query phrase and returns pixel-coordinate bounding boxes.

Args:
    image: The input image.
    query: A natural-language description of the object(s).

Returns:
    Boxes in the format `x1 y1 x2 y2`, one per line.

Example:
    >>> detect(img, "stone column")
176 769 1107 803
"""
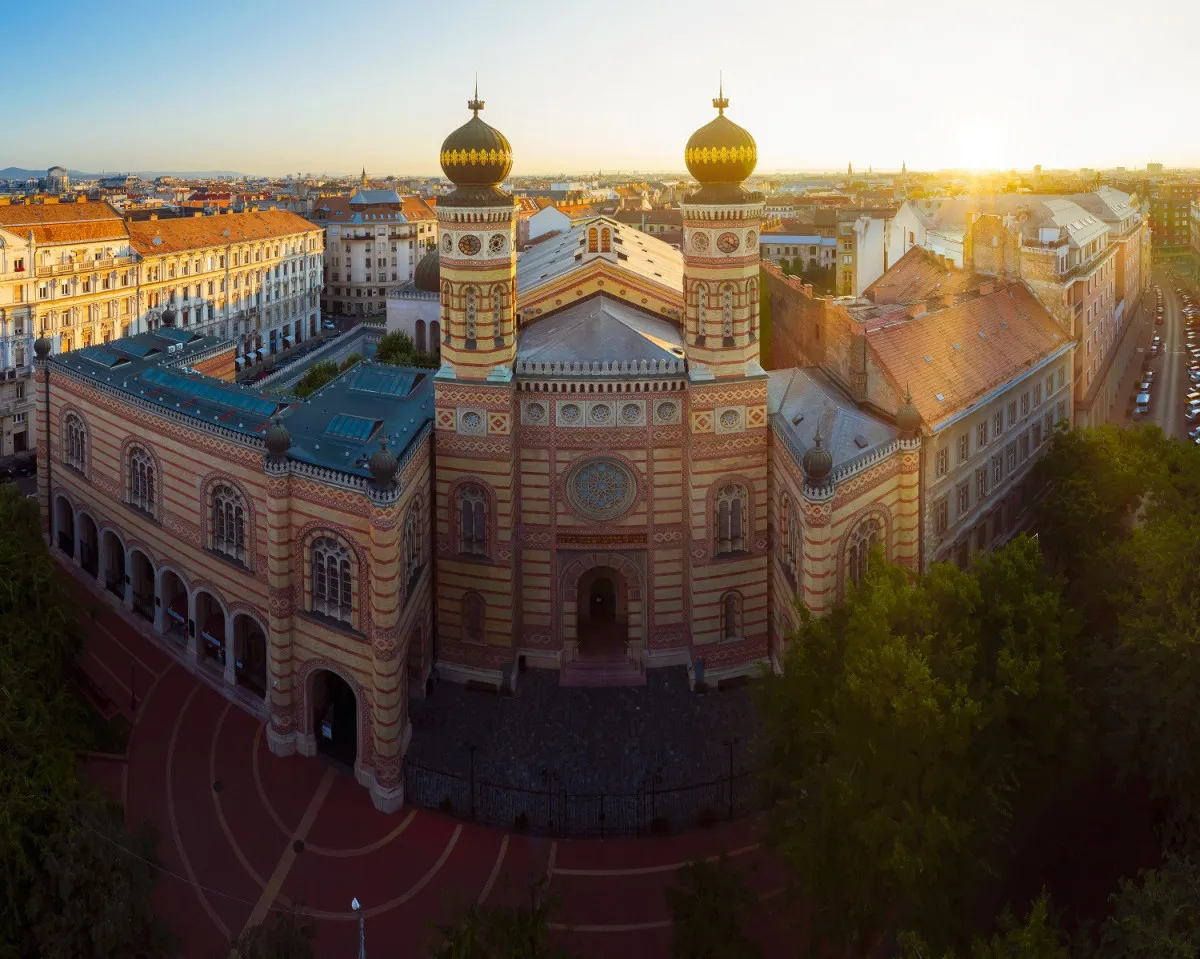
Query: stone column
122 548 133 610
71 511 81 567
264 466 298 757
97 538 107 589
223 609 237 689
186 590 199 661
153 570 165 634
367 486 405 813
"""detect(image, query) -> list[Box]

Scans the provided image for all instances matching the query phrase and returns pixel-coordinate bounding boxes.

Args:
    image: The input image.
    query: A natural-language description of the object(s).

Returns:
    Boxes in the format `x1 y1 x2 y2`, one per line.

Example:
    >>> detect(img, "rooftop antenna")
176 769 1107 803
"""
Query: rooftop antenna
468 75 483 116
713 71 728 115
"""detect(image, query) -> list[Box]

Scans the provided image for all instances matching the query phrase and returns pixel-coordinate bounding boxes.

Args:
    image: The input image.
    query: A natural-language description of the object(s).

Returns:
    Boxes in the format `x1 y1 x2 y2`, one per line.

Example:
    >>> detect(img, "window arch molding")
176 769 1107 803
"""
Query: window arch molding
297 526 365 632
121 436 162 518
706 474 757 560
447 478 497 560
840 505 892 597
198 473 258 572
778 491 802 588
59 405 90 475
402 496 426 601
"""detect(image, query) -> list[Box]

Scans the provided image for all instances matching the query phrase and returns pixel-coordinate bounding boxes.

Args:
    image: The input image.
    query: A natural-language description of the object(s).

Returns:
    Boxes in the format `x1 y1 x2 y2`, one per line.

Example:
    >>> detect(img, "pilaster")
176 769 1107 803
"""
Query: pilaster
264 465 298 757
367 488 406 811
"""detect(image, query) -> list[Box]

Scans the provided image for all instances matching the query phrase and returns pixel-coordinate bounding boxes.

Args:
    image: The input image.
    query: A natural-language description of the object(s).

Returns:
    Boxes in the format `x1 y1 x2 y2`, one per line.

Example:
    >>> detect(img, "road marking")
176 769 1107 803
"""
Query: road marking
83 648 131 696
91 616 161 679
551 842 760 877
210 704 270 890
477 835 509 904
547 840 558 879
167 685 230 939
306 809 418 858
250 725 294 838
132 661 173 728
240 766 336 934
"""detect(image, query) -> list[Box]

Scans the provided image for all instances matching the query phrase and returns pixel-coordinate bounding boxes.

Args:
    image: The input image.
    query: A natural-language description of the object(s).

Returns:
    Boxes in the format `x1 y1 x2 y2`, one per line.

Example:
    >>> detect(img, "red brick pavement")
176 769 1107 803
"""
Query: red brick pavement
64 564 791 958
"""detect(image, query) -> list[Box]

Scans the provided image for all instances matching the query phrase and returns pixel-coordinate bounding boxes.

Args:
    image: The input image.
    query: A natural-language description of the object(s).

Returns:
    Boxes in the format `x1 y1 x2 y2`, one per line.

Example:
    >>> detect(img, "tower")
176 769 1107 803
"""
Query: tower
680 85 771 684
431 89 521 689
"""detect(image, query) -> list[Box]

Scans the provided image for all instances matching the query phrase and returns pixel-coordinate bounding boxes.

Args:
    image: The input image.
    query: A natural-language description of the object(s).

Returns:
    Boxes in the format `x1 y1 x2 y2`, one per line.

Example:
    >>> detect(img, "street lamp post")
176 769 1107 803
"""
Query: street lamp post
351 898 365 959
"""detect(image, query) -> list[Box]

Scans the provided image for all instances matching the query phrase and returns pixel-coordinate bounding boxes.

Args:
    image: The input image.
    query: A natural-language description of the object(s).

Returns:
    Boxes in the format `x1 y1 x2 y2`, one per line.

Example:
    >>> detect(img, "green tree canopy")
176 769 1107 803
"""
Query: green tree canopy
428 876 575 959
375 330 439 369
293 360 340 398
664 856 762 959
229 907 316 959
1093 856 1200 959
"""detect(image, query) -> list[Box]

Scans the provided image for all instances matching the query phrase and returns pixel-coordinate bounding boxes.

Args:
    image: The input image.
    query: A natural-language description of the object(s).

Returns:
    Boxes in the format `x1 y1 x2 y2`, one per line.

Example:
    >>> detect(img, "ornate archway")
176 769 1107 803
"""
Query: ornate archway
559 551 644 650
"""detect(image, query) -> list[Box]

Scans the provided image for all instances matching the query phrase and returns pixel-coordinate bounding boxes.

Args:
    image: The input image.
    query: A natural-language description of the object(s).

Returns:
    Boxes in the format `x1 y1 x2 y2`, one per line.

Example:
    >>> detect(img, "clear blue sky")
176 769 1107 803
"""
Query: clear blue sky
8 0 1198 176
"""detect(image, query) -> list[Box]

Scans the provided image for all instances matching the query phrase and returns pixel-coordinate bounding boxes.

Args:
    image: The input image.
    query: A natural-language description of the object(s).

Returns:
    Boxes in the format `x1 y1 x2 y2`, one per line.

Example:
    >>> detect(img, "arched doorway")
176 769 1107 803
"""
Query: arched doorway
129 550 155 622
311 669 357 767
54 497 74 557
415 319 426 352
160 569 188 646
576 566 626 661
233 614 267 699
78 513 98 577
194 590 227 671
102 530 126 598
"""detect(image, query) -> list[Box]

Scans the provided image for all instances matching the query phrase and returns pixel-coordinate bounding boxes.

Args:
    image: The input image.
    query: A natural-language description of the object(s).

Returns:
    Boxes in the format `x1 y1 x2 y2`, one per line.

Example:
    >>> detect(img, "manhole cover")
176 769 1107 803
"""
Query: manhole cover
293 839 305 854
212 781 223 793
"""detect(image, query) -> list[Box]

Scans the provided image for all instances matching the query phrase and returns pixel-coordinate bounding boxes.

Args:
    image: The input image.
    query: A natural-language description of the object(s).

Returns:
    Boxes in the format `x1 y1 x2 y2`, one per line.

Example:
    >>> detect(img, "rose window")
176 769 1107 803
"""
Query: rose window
525 402 546 423
720 409 740 430
590 404 612 424
621 403 640 424
567 458 636 520
656 401 678 421
691 232 710 253
561 403 581 424
461 411 482 431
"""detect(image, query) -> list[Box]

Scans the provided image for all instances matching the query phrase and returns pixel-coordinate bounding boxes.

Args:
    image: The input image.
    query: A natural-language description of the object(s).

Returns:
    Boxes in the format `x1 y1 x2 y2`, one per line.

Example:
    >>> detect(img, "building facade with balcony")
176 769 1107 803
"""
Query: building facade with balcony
311 187 436 319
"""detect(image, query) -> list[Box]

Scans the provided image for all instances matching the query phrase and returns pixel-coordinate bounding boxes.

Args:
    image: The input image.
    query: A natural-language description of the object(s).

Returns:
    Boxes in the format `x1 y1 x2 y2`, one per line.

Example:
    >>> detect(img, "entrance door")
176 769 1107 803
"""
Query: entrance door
313 670 357 768
589 575 616 624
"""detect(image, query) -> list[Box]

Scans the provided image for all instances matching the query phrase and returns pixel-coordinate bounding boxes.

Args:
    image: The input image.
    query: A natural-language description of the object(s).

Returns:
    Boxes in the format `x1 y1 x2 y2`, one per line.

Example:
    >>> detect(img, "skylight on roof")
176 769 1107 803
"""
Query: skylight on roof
325 414 380 442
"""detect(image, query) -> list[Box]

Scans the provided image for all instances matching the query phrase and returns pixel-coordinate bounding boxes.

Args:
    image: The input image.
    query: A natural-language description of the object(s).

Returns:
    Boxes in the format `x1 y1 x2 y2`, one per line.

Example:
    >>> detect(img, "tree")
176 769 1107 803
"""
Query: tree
375 330 438 369
229 906 316 959
338 353 363 372
1093 856 1200 959
896 893 1069 959
293 360 339 398
664 856 762 959
755 536 1077 954
428 875 576 958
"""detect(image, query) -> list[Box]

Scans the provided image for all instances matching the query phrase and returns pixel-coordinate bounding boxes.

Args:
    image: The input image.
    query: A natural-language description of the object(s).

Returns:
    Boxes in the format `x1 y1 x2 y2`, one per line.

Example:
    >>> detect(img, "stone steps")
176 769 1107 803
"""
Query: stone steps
559 657 647 688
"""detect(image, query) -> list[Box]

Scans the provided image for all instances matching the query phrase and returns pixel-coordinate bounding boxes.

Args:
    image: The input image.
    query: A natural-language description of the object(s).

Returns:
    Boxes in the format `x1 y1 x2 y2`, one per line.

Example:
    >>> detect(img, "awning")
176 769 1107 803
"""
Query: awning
234 356 245 368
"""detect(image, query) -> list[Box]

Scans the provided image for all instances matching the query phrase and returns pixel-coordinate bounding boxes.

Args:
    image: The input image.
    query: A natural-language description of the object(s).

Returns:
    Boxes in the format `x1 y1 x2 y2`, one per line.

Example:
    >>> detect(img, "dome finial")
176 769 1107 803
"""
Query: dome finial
713 71 728 115
468 75 483 116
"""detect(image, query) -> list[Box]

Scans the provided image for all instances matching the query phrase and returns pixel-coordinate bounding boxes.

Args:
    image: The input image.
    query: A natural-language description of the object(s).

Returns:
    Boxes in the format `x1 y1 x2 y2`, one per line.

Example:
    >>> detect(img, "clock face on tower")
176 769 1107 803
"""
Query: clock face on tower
458 234 481 256
488 233 508 254
716 232 740 254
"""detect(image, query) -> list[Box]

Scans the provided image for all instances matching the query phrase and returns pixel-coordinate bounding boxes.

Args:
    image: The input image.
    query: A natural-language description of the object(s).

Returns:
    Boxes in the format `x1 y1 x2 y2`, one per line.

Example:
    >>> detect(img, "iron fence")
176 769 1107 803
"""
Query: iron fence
402 760 760 838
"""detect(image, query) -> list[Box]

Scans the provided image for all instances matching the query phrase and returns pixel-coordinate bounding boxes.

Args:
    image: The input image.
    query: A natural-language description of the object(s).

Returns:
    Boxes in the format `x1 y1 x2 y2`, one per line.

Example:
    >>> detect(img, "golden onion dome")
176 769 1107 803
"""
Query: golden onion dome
684 85 757 186
439 88 513 189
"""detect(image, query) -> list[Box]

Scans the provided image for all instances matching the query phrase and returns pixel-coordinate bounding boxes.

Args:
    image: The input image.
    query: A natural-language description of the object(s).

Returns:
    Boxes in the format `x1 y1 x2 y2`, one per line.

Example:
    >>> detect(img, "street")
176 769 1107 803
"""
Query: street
1145 273 1194 442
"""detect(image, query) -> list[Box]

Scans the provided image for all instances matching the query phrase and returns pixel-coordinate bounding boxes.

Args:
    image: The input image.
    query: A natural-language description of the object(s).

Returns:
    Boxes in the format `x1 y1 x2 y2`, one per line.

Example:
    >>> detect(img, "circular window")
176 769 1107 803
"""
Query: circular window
458 234 481 256
621 403 641 423
717 232 740 254
461 410 482 431
656 401 678 421
488 233 507 254
590 404 612 424
745 230 758 250
691 232 710 253
567 458 636 520
720 409 741 430
561 403 581 424
525 402 546 423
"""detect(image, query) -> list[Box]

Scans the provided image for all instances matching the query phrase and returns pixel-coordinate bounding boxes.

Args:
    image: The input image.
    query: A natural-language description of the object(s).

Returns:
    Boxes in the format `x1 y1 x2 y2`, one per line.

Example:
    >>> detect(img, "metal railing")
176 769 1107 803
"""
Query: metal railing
402 760 759 838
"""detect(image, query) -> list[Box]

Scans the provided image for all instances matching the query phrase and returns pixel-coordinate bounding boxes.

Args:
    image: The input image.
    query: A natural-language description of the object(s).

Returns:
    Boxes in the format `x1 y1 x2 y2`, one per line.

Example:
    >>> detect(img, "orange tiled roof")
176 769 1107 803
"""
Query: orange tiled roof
400 196 436 220
0 200 128 245
128 210 317 255
864 245 980 305
866 283 1068 425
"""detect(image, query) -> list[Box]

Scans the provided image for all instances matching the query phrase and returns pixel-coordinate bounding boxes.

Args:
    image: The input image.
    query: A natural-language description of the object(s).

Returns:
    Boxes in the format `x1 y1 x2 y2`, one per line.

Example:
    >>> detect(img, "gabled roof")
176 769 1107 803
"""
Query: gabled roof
515 294 685 370
350 188 401 205
863 244 980 304
127 210 316 255
865 282 1069 427
0 200 127 244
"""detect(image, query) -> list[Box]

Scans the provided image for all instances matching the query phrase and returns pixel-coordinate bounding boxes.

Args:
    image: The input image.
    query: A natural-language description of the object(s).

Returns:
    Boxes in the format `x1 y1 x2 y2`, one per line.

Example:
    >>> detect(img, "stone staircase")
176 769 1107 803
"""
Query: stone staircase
559 654 646 688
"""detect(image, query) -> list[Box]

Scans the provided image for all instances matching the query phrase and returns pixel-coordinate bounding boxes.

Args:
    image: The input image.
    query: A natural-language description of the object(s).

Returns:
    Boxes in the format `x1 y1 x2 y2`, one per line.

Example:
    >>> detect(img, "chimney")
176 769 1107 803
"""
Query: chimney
978 282 995 296
941 293 958 307
906 300 927 318
149 214 158 221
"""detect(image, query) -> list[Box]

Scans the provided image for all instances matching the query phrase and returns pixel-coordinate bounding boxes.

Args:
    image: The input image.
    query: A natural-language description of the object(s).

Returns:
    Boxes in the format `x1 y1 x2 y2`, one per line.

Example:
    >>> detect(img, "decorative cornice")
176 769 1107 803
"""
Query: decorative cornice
514 357 686 377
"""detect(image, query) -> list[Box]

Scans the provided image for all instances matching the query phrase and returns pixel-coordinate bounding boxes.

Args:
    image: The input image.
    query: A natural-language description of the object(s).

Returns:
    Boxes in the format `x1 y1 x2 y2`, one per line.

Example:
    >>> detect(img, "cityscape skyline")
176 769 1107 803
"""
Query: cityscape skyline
9 0 1199 176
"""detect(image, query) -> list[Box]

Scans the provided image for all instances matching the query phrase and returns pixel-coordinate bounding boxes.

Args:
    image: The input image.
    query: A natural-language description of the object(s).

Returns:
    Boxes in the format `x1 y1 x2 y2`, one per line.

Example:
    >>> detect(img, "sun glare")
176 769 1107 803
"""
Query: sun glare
954 118 1006 172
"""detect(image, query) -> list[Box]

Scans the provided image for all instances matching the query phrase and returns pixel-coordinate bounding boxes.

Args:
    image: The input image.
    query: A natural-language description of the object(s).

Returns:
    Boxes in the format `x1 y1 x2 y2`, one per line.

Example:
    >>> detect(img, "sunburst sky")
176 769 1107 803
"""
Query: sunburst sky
7 0 1198 176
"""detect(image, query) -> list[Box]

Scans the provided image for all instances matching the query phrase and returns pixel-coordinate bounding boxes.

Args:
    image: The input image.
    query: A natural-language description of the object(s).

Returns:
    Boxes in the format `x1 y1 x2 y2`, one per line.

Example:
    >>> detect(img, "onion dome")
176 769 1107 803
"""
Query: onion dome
369 437 398 488
161 305 176 327
801 426 833 483
684 82 757 187
413 248 440 293
896 390 921 436
439 85 513 194
264 415 291 459
33 336 51 360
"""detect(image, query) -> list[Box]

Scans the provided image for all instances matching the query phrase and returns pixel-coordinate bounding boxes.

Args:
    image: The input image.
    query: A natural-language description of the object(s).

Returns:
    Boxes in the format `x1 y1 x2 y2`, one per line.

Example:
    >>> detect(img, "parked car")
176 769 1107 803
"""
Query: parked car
1135 392 1151 416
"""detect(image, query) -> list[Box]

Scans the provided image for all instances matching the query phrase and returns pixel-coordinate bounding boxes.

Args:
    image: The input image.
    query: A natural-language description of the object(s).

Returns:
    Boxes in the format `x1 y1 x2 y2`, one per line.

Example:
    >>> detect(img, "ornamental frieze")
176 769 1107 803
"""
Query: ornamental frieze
162 511 202 547
831 459 900 510
435 434 511 457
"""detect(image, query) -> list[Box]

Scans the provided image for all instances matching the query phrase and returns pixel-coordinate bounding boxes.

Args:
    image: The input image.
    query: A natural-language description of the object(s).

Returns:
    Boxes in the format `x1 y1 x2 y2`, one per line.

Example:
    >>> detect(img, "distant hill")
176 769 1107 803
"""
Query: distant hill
0 167 247 180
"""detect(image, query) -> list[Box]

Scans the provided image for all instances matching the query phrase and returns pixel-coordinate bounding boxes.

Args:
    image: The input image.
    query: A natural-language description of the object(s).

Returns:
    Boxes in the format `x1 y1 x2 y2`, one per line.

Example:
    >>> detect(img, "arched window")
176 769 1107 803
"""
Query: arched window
721 285 734 340
748 279 759 340
587 227 598 253
721 591 743 640
847 516 884 589
63 413 86 472
128 446 155 516
715 483 747 556
696 284 707 342
403 500 424 594
415 318 426 352
430 320 441 357
600 227 611 252
465 286 477 343
312 536 353 623
780 494 800 583
458 484 487 556
464 592 485 642
211 484 246 563
491 286 503 342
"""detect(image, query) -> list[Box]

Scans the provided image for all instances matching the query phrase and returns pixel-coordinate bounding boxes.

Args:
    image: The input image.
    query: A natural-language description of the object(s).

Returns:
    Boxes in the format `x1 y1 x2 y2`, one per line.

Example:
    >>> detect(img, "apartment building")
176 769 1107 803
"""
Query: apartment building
311 187 436 318
1148 180 1200 249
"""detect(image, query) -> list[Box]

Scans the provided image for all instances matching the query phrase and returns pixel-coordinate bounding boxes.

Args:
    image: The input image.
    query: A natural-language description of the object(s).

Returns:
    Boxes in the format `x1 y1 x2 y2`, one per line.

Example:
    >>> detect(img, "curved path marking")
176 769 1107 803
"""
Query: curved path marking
549 919 673 933
250 725 418 857
92 616 161 679
299 824 464 921
166 684 231 940
477 835 509 905
551 842 760 876
210 703 270 891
